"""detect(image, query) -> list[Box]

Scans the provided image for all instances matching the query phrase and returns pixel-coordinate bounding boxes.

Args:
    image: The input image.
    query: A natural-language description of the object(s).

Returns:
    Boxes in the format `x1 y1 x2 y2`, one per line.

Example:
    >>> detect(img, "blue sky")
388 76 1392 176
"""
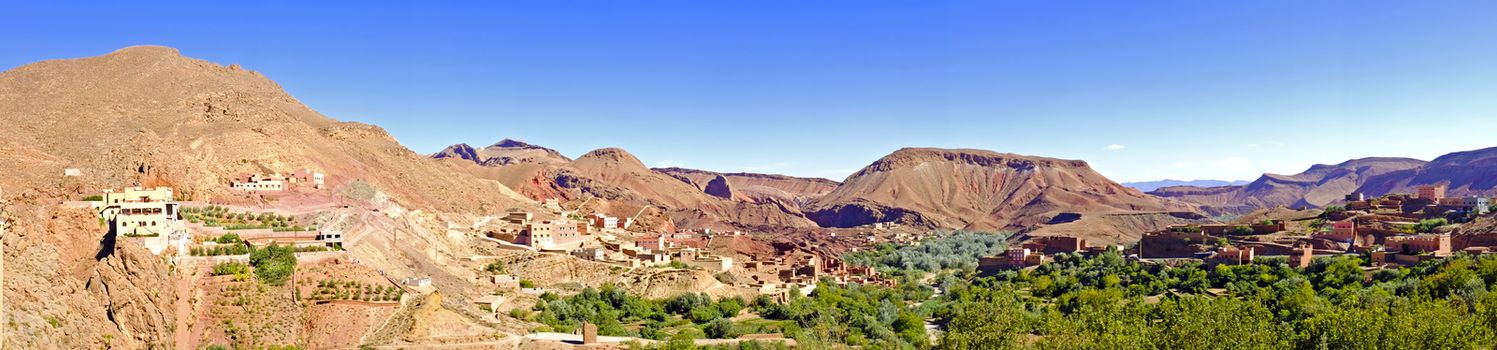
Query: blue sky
5 1 1497 182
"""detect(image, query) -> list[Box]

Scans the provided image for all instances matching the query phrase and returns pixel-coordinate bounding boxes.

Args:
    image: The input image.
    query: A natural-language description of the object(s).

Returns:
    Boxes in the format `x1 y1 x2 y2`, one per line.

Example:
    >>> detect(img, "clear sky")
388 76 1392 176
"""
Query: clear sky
5 1 1497 182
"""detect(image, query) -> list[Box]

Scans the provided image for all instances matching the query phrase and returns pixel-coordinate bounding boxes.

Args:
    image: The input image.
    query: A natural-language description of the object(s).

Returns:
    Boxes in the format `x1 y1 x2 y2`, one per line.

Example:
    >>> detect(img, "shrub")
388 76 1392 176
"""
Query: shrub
704 318 737 339
484 261 507 274
212 262 250 276
214 233 242 244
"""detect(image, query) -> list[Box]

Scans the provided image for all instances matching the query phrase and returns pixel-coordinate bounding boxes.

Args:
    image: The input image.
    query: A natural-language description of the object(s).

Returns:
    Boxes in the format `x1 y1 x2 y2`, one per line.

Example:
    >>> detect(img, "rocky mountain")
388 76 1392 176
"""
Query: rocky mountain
431 139 571 166
804 148 1199 236
654 167 839 207
1149 157 1431 215
440 142 819 231
1355 146 1497 196
1122 179 1250 192
0 45 530 212
0 46 553 347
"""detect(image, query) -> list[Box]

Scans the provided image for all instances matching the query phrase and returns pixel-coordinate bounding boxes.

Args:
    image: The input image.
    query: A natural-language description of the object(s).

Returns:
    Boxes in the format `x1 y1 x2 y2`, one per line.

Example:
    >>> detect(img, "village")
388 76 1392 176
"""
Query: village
980 184 1496 274
67 164 895 323
55 159 1497 348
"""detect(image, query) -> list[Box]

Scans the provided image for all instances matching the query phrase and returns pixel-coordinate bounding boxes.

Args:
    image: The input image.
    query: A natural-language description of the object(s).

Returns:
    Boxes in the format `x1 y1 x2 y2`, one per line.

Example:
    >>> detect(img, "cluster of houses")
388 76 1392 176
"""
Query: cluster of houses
978 236 1125 273
1344 185 1489 218
1318 185 1492 265
86 183 345 256
494 202 739 271
228 168 326 192
1118 185 1496 270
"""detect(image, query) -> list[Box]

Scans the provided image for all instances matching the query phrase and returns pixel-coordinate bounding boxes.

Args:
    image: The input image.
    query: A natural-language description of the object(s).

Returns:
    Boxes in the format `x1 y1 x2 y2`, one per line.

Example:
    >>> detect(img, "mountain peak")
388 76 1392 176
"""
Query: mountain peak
861 147 1086 176
578 147 643 166
105 45 184 59
432 143 480 162
488 138 539 149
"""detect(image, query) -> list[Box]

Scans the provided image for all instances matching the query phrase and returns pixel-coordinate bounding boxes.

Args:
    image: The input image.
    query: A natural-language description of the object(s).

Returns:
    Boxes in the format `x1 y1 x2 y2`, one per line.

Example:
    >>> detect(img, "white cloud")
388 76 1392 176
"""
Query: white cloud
1104 144 1126 151
653 160 683 168
1247 143 1259 148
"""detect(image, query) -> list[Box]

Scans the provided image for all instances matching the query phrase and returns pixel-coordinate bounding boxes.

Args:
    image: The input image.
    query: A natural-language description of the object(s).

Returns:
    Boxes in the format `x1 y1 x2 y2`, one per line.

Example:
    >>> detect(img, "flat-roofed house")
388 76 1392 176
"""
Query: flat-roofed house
1386 234 1452 256
1417 185 1447 201
95 187 189 254
230 174 286 192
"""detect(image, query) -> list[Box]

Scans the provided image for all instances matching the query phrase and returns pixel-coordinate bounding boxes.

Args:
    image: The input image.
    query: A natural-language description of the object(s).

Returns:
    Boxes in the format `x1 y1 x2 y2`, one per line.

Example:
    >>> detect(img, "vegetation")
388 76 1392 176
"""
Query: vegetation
483 260 508 274
213 233 242 244
755 281 933 348
309 279 402 302
249 244 296 285
212 261 250 277
1413 218 1450 233
754 242 1497 349
1229 225 1255 235
843 231 1008 279
525 284 751 340
189 244 251 256
81 195 103 201
537 232 1497 349
927 249 1497 349
182 206 309 231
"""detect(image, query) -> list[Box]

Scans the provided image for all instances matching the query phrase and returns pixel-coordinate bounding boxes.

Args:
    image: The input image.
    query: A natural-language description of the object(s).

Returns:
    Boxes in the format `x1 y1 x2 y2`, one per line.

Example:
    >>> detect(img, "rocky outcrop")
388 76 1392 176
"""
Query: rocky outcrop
432 139 571 167
3 203 177 348
653 167 840 207
431 143 481 163
703 175 735 200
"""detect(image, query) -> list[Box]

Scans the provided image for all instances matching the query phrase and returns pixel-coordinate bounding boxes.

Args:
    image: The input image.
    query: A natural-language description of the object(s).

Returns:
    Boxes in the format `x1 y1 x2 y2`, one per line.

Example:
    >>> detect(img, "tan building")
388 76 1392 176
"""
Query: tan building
97 187 183 237
518 218 584 249
1417 185 1447 202
589 213 619 229
1292 244 1314 269
505 210 533 225
1386 234 1452 256
1207 246 1254 265
94 187 191 255
230 174 285 191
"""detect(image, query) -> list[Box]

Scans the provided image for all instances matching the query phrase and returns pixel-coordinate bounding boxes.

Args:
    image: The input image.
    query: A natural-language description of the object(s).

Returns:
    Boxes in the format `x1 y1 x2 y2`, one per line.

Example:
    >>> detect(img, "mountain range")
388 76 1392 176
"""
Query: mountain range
1150 152 1497 216
435 143 1208 244
4 45 1497 348
1122 179 1251 192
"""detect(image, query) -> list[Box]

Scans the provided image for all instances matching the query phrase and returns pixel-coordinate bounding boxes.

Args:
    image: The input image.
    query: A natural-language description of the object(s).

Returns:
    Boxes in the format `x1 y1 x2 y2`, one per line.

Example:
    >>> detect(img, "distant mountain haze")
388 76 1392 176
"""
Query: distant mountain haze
1122 179 1251 192
1149 152 1497 216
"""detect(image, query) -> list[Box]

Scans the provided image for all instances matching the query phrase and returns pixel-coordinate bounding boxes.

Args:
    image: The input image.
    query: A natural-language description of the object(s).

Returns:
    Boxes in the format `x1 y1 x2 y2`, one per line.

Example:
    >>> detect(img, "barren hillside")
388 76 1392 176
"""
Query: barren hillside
0 46 530 212
1356 146 1497 196
439 141 820 232
0 46 542 349
1150 157 1427 215
805 148 1199 233
655 167 839 207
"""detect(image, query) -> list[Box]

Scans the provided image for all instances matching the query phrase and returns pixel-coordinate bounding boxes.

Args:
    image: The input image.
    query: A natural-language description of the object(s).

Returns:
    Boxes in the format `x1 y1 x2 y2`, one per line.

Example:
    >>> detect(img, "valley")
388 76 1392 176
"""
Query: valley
2 46 1496 349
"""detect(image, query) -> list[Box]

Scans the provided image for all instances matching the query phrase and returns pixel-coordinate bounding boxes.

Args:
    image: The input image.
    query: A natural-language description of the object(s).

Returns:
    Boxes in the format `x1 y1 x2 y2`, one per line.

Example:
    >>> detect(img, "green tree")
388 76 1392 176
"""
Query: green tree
249 244 296 285
704 318 737 339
